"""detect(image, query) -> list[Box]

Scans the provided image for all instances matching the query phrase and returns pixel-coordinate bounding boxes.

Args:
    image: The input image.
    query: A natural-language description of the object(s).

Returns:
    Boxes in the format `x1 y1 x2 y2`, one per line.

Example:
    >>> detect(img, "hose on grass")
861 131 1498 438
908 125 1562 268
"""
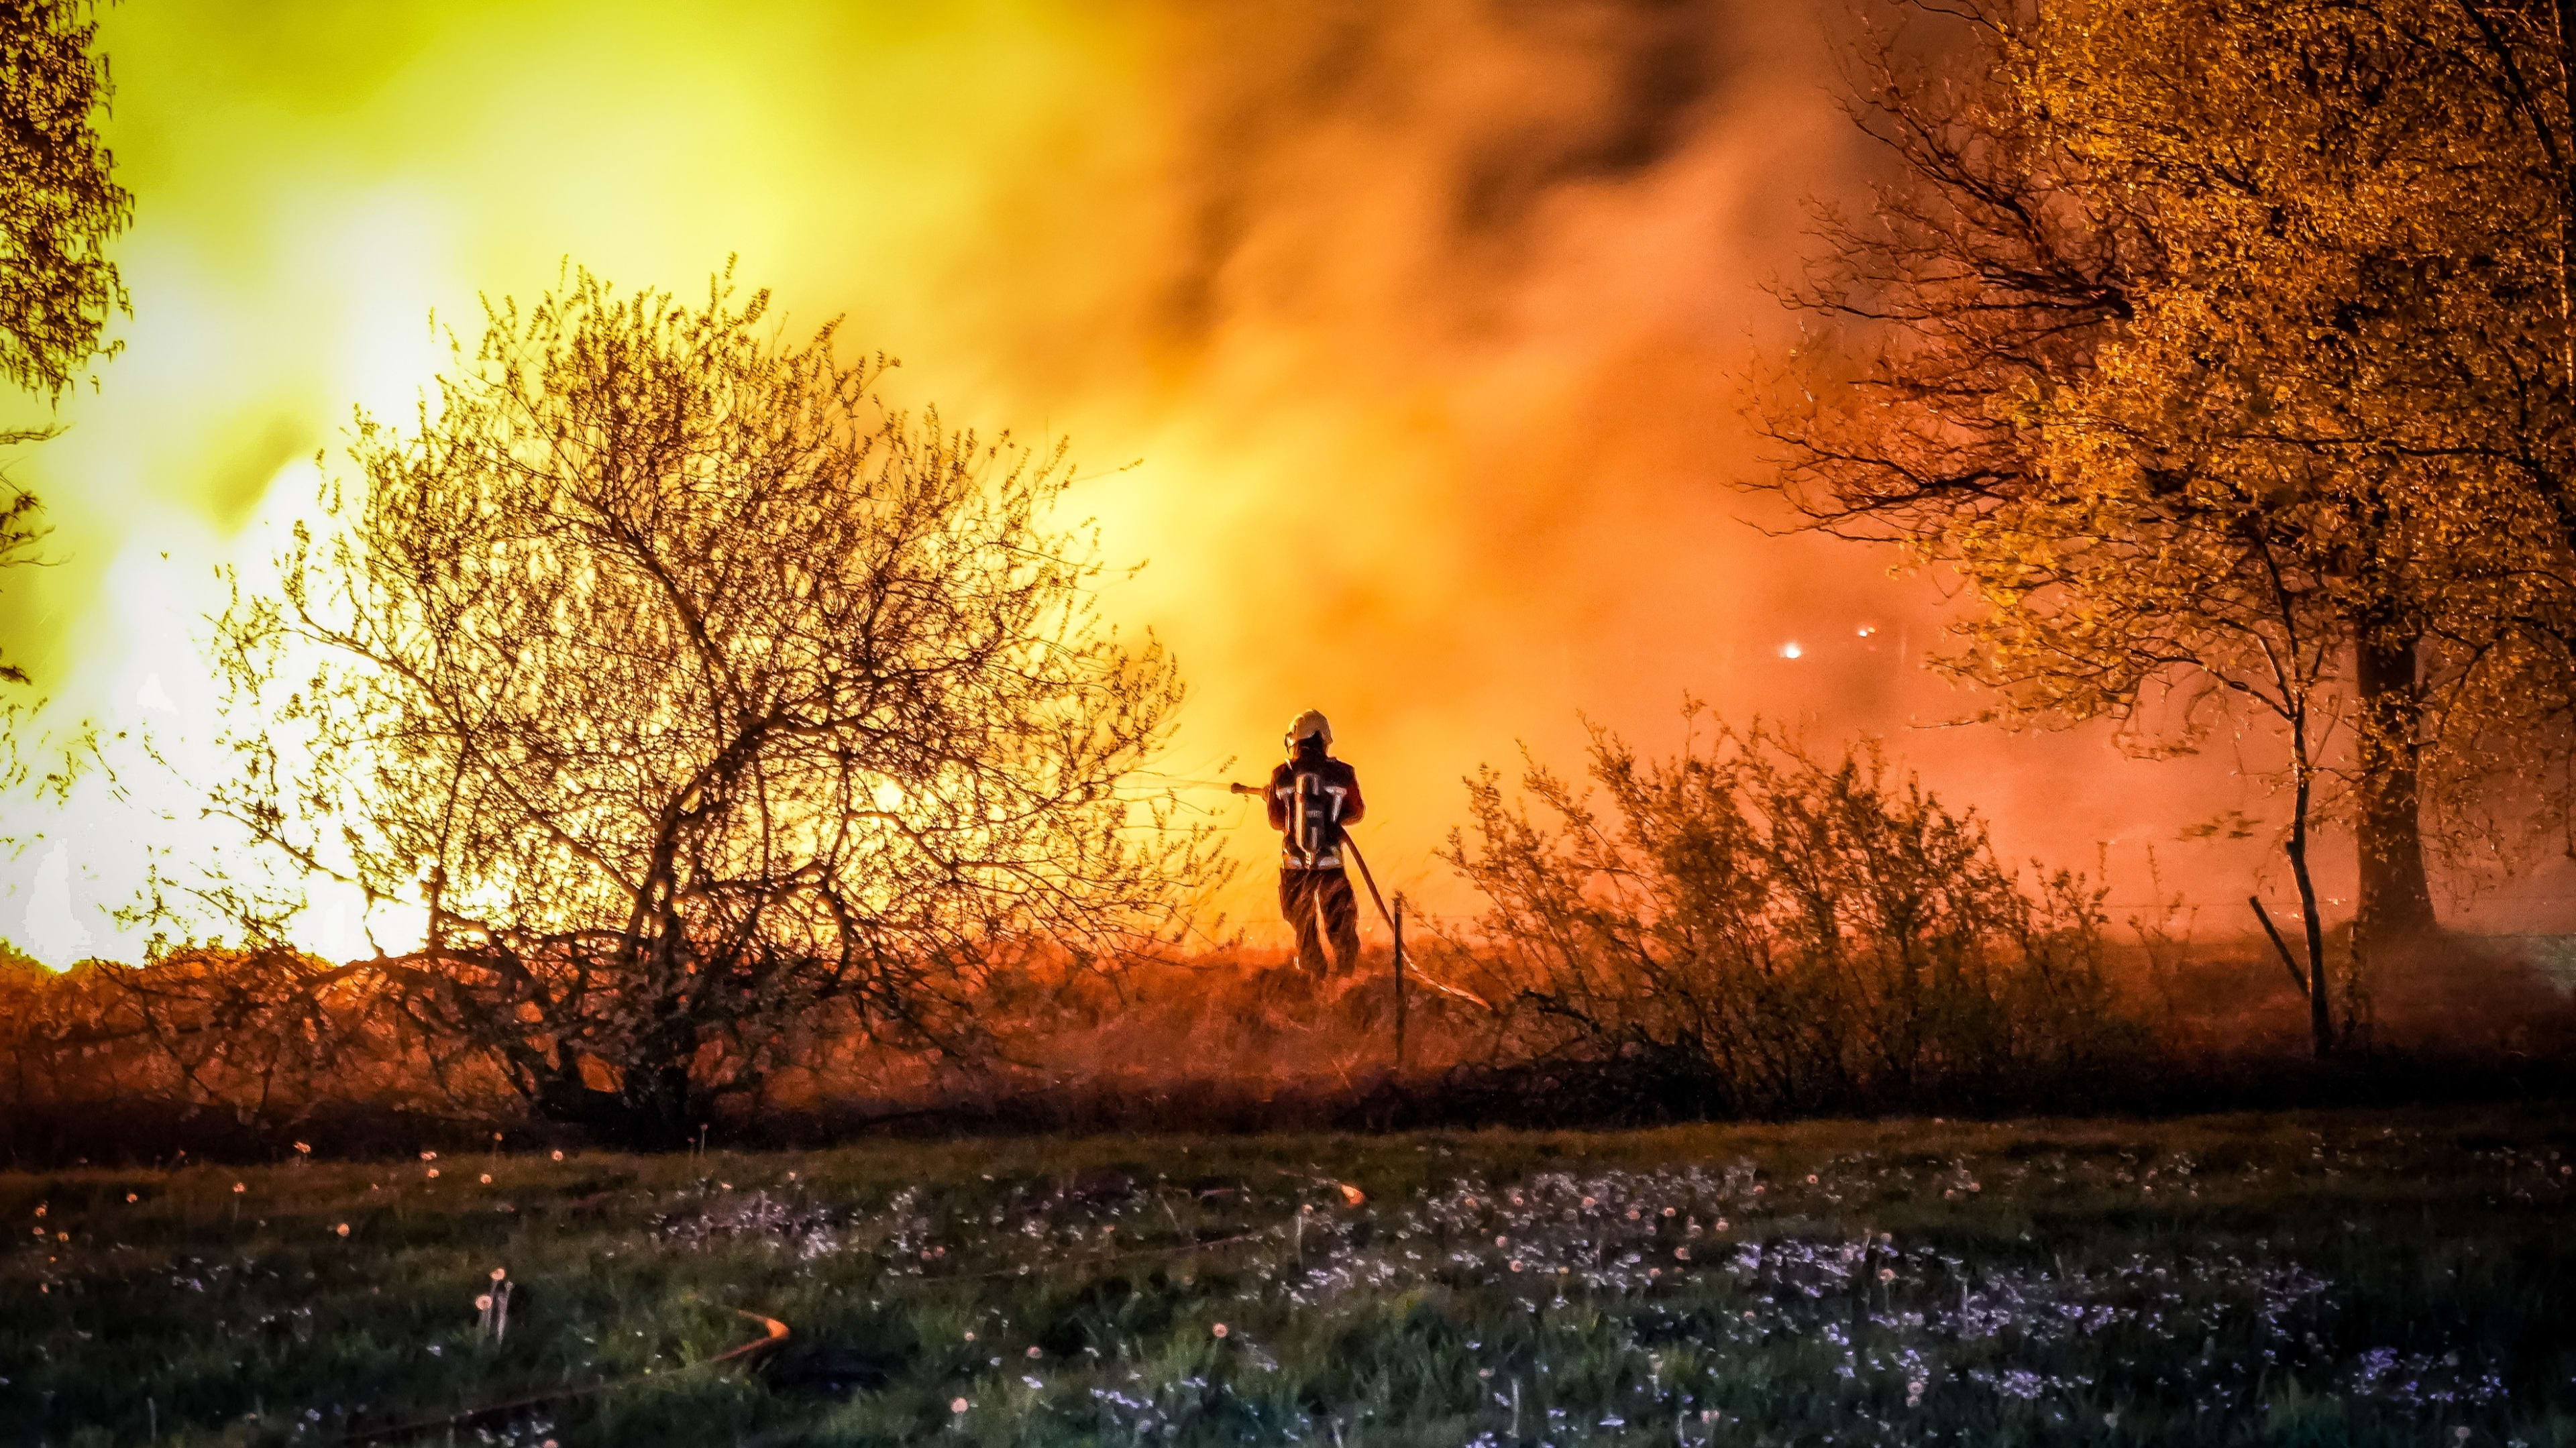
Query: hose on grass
337 1306 788 1445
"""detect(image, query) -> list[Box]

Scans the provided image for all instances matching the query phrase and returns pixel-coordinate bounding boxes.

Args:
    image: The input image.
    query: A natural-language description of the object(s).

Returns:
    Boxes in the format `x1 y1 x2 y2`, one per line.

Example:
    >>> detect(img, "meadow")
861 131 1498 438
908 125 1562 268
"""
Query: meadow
3 1105 2571 1447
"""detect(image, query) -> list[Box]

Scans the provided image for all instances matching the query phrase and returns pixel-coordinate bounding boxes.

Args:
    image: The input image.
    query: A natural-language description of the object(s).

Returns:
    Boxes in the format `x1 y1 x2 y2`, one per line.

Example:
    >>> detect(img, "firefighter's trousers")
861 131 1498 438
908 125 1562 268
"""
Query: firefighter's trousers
1279 866 1361 977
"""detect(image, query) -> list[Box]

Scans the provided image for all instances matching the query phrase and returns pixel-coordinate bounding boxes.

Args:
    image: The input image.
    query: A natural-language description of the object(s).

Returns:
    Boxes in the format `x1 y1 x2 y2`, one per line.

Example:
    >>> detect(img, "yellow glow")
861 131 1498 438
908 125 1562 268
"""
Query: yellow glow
6 1 2137 966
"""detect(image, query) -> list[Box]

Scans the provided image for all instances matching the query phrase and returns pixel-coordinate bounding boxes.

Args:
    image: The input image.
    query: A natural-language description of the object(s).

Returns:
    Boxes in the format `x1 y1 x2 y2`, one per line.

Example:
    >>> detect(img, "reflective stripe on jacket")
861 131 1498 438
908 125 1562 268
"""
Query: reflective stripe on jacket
1267 753 1364 869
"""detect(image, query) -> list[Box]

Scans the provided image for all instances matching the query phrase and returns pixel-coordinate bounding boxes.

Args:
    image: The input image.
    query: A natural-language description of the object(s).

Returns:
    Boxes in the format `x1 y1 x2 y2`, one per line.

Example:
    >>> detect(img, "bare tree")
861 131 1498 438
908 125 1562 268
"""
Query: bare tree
0 0 130 686
0 0 127 400
197 268 1212 1144
0 480 38 684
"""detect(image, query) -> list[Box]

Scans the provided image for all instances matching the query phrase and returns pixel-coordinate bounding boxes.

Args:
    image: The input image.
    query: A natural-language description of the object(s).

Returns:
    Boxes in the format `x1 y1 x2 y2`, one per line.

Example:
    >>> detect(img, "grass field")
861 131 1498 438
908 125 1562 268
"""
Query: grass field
3 1105 2572 1447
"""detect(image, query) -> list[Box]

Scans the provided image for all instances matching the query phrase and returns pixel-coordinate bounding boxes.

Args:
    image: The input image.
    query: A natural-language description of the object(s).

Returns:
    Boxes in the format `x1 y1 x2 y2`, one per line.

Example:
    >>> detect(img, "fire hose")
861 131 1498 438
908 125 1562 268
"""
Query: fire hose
341 1306 787 1443
1229 782 1488 1011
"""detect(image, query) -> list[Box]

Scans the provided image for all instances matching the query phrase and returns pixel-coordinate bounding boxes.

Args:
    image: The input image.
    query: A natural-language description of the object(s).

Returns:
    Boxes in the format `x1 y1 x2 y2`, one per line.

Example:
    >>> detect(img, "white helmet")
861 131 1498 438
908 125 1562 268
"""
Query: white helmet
1285 708 1332 751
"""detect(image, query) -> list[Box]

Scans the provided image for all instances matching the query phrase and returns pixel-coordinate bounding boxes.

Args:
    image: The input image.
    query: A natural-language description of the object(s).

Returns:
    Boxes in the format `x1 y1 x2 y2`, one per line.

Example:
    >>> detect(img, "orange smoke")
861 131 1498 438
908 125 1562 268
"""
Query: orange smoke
0 0 2459 964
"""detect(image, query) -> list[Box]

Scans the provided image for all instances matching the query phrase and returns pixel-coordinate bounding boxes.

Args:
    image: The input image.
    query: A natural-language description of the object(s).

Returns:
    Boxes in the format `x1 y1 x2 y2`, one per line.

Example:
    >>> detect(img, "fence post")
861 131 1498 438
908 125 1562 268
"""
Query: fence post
1393 894 1406 1072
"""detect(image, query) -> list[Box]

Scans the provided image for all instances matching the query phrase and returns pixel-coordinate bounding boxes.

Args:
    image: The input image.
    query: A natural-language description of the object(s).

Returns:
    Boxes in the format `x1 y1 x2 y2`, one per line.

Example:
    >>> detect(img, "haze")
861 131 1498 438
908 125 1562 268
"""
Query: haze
0 0 2355 964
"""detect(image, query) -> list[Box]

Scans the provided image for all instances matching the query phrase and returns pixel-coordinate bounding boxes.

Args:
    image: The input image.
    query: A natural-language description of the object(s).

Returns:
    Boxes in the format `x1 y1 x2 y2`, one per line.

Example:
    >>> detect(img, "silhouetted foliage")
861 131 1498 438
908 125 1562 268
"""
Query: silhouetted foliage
1440 713 2134 1115
0 0 128 686
0 0 127 400
0 481 37 684
186 268 1210 1145
1753 0 2576 1046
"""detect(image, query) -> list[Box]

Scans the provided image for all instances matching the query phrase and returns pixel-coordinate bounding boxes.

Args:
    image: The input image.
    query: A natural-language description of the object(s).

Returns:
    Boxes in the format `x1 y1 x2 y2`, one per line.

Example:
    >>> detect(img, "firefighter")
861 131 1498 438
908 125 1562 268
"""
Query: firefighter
1267 708 1364 977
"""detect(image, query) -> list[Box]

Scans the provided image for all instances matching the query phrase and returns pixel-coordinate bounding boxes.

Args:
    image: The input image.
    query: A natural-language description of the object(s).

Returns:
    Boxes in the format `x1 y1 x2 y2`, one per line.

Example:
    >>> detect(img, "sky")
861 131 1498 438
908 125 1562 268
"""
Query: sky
0 0 2431 966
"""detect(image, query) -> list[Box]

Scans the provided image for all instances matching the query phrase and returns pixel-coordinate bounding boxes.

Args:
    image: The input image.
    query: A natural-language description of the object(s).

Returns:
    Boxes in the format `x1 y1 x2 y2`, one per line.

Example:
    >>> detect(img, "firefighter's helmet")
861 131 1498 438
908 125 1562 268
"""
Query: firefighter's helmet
1285 708 1332 751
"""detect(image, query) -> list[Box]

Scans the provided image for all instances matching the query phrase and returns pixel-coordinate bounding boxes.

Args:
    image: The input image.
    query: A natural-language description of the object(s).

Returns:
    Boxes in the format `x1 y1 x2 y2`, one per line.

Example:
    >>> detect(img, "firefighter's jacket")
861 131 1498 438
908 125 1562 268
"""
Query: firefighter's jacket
1266 753 1365 871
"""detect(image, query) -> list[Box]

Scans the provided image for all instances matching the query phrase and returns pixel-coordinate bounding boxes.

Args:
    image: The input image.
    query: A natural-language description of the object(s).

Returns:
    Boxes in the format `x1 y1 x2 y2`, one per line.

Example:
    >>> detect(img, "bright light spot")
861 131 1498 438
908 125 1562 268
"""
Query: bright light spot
1856 625 1876 638
1779 641 1803 659
19 844 95 969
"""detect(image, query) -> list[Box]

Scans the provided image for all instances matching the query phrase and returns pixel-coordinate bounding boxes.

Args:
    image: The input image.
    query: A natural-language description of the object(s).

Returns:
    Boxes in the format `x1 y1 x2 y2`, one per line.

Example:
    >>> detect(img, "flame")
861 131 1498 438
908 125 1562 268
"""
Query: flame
0 1 2387 966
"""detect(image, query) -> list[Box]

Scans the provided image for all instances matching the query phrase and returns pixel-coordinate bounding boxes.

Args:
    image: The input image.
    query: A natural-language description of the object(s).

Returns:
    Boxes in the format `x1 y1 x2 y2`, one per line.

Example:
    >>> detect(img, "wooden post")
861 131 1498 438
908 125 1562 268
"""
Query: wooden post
1393 893 1406 1072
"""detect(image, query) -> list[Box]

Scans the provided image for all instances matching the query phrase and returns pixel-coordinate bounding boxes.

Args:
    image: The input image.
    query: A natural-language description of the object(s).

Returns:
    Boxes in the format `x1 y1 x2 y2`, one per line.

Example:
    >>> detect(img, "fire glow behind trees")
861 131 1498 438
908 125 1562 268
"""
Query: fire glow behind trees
0 0 2117 964
1757 0 2576 1048
3 0 2573 966
186 268 1209 1141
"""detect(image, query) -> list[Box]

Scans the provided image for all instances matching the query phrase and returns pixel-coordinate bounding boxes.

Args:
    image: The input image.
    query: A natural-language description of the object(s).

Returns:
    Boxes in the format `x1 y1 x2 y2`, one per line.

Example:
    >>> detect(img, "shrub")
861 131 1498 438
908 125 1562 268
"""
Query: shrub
184 267 1210 1146
1440 712 2139 1117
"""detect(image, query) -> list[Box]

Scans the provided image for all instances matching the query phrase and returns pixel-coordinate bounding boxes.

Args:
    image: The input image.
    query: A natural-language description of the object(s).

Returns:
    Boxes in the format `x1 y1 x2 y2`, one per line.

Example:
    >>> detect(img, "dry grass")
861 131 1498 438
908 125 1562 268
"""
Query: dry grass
1 931 2572 1167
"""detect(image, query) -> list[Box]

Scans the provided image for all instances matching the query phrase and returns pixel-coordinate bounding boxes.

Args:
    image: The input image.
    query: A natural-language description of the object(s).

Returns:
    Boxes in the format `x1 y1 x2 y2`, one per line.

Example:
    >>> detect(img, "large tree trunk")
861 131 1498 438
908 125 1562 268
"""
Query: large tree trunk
532 1050 703 1150
2354 626 2437 960
2287 765 2334 1059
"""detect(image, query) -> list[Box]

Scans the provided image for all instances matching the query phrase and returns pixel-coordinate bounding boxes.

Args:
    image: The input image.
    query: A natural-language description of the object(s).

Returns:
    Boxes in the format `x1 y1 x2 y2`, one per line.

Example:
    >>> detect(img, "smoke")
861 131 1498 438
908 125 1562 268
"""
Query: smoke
0 0 2477 964
873 0 1987 921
